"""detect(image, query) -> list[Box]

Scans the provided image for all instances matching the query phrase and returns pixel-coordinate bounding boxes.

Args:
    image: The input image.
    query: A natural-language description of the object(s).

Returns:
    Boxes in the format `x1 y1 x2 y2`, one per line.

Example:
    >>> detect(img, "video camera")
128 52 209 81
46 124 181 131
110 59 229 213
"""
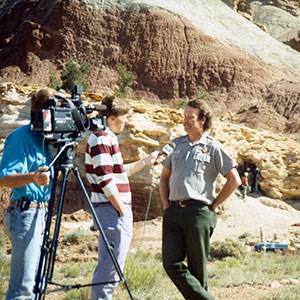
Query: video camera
31 86 106 142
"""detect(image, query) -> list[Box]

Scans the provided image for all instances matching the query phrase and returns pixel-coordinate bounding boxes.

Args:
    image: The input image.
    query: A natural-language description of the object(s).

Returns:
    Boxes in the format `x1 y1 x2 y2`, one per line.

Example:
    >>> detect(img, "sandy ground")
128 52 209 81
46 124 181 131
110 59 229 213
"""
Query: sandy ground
129 194 300 254
61 193 300 253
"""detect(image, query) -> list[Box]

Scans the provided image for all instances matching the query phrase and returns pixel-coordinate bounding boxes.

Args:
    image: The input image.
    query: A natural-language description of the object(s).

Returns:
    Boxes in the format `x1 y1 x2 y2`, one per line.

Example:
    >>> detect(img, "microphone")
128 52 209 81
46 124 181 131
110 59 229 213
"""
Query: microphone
161 142 176 156
155 142 176 165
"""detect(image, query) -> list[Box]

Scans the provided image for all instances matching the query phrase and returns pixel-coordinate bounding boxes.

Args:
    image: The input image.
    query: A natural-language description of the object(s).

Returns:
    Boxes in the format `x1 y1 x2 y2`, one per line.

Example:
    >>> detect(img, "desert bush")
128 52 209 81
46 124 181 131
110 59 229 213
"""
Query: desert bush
114 63 136 98
61 59 91 92
61 263 81 278
210 251 300 288
210 238 245 260
115 251 183 300
177 97 187 109
61 229 93 246
238 232 252 239
49 72 62 90
63 287 90 300
196 85 209 100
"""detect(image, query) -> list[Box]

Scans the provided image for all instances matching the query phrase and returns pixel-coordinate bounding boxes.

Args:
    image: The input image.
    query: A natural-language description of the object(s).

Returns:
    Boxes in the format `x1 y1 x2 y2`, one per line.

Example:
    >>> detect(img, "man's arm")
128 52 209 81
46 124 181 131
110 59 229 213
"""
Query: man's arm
0 167 50 188
125 151 160 176
212 167 241 211
159 166 171 209
106 193 126 217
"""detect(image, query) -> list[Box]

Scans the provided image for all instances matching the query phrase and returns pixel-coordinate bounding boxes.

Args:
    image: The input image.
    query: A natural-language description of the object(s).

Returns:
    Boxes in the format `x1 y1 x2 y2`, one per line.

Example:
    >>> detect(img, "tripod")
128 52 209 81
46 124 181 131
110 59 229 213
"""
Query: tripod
34 141 134 300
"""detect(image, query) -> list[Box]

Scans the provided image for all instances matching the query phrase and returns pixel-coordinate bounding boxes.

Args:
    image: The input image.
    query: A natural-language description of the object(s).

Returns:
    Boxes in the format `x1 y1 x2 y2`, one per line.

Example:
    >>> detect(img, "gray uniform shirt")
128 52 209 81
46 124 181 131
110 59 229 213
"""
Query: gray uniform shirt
163 133 237 205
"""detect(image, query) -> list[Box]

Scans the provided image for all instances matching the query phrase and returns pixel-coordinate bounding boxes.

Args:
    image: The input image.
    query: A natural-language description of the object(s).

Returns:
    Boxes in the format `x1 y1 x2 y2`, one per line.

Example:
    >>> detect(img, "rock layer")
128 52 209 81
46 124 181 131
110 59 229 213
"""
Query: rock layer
1 84 299 221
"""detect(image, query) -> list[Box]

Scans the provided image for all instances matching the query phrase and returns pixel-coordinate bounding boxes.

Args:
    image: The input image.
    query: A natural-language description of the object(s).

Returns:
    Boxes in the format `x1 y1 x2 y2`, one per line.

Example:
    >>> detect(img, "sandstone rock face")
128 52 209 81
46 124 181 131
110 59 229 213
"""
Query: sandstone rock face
250 2 300 40
0 0 299 134
1 84 299 221
265 0 300 17
212 122 300 200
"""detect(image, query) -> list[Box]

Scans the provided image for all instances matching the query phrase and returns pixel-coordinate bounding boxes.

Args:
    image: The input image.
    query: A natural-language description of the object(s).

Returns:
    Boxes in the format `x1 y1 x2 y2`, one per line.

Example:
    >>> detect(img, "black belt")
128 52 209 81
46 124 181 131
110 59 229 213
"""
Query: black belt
169 199 207 208
92 202 112 207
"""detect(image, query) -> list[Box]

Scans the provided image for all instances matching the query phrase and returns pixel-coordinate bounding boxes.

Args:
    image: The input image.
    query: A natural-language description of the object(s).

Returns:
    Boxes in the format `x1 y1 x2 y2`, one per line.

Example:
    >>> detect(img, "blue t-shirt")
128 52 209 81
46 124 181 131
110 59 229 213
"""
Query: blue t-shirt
0 124 53 202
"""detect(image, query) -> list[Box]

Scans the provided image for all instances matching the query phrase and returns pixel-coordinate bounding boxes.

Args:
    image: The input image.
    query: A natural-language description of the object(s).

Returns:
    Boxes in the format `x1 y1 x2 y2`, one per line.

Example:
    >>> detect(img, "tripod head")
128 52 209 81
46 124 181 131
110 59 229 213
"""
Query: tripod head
48 141 77 170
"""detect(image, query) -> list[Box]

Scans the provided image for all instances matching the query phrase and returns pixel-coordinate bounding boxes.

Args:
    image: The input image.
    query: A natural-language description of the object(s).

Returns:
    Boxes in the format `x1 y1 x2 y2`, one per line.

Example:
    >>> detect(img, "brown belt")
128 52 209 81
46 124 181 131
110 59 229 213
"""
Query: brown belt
169 199 207 208
9 200 48 210
92 202 132 207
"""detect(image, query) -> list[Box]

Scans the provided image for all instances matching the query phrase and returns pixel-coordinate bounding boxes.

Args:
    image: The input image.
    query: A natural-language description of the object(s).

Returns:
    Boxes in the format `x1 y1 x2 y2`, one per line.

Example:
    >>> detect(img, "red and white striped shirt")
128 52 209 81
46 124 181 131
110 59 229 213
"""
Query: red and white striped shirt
85 128 131 204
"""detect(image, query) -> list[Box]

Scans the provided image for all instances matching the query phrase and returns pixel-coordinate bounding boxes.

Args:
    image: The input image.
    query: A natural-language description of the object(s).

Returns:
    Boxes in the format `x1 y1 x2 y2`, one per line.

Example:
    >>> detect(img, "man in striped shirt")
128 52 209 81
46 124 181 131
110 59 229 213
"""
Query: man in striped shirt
85 95 160 300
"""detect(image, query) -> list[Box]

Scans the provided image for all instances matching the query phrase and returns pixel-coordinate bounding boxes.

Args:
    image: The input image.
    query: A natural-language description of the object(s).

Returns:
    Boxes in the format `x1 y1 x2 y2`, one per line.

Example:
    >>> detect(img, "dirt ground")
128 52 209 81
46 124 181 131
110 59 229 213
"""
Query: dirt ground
130 194 300 253
3 193 300 299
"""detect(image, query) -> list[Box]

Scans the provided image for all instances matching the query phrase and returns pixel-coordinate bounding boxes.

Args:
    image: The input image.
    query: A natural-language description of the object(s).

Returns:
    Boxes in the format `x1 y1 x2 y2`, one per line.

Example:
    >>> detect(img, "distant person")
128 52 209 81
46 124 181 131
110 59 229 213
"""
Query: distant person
254 167 261 194
0 88 54 299
85 95 163 300
246 167 253 193
159 99 241 300
241 172 249 200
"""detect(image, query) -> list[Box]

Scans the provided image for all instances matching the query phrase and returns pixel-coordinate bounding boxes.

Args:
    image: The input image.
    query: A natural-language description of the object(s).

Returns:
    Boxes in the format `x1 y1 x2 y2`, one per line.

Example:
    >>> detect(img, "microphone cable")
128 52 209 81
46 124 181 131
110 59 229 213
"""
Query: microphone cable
127 165 158 275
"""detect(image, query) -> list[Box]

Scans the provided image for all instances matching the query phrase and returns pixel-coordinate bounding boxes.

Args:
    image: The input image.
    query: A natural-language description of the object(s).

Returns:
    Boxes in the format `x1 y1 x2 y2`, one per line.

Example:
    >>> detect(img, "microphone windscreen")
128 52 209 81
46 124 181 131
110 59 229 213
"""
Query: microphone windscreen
162 142 176 156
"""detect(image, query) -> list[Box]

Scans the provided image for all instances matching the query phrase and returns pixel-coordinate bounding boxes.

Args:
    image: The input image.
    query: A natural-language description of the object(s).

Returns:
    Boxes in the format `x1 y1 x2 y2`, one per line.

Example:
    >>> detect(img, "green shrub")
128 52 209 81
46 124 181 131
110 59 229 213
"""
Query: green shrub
63 287 90 300
196 85 209 100
177 98 187 109
210 238 245 260
61 230 92 246
49 72 62 90
61 59 91 92
115 251 182 300
114 63 136 98
238 232 252 239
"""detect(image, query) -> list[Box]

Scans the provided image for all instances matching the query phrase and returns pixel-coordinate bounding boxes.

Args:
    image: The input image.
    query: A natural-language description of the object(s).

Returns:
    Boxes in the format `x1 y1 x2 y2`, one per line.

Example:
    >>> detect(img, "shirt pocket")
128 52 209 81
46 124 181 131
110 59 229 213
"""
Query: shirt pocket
193 152 211 174
171 151 185 172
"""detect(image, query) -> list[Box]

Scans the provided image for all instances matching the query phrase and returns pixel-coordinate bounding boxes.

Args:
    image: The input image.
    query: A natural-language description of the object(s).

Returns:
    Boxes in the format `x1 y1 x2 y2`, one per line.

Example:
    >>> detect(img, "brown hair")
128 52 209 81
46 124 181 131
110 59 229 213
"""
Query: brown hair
102 95 130 118
187 99 213 130
31 88 55 112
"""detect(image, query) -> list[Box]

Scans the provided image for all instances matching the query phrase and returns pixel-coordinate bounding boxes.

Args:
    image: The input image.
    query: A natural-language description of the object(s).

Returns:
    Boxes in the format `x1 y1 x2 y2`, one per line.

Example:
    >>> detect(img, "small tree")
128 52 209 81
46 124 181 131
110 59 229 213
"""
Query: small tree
114 63 136 98
196 85 209 100
48 72 62 90
60 59 91 92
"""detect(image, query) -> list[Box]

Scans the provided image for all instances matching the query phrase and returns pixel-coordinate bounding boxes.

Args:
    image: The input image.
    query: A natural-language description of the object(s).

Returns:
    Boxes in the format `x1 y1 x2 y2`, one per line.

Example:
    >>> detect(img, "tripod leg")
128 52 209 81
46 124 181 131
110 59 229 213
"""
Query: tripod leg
34 168 59 299
72 167 134 300
34 167 71 299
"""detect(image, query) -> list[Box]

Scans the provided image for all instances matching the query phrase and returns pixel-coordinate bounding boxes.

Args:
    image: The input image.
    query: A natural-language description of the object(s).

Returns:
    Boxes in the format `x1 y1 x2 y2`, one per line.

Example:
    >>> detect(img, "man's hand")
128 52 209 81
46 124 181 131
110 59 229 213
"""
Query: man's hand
143 151 159 166
33 167 50 186
144 151 165 166
0 166 51 188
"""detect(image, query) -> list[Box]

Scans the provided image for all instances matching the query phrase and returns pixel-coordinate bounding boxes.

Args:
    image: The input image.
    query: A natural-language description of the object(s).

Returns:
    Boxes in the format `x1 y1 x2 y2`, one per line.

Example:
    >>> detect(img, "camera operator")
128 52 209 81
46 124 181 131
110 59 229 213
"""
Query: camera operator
85 95 162 300
0 88 54 299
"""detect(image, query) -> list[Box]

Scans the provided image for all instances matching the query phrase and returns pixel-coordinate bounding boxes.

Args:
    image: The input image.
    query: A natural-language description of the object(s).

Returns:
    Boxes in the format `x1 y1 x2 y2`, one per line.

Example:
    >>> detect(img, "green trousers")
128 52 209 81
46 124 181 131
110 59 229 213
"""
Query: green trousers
162 204 217 300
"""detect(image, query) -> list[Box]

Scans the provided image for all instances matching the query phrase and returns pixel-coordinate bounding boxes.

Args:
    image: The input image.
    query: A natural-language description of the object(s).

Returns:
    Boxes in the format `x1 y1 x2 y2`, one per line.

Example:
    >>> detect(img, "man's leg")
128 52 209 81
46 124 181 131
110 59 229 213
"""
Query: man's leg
184 206 216 294
91 205 132 300
163 205 216 300
6 207 45 300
